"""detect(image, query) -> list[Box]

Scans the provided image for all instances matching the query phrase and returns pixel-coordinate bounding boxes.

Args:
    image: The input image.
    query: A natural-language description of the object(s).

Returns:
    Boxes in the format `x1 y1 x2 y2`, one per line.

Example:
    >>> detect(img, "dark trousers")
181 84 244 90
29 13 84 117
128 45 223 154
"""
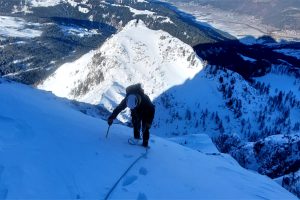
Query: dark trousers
132 114 149 143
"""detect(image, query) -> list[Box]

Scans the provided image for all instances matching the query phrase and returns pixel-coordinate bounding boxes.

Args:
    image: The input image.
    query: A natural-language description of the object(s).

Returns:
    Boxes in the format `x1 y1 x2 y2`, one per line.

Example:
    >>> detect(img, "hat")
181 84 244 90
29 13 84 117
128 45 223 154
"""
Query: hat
126 94 139 109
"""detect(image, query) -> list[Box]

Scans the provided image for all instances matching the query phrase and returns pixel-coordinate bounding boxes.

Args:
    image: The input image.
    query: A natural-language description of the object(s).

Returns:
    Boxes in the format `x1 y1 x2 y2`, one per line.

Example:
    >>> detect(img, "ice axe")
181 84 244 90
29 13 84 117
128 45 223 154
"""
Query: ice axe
106 125 111 138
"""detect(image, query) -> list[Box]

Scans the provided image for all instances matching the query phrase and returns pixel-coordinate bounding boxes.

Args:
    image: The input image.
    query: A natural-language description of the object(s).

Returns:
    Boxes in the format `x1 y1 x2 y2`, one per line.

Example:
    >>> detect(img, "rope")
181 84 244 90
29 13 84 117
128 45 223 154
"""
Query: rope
104 149 148 200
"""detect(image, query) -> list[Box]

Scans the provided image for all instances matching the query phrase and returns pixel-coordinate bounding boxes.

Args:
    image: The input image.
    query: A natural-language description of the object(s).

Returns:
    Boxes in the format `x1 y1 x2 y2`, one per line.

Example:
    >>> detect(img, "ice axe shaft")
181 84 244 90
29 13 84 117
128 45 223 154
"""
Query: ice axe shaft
106 125 111 138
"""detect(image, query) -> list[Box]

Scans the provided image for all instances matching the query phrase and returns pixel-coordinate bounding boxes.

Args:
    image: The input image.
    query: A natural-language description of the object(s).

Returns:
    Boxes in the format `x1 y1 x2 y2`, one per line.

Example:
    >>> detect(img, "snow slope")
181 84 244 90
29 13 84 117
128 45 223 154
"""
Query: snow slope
39 20 203 121
0 79 297 199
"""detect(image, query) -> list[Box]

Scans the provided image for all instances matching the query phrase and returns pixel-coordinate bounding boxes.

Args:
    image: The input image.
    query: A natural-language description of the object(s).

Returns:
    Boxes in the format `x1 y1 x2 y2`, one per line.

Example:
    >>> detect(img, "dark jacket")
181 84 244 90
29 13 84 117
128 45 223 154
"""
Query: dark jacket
110 92 155 125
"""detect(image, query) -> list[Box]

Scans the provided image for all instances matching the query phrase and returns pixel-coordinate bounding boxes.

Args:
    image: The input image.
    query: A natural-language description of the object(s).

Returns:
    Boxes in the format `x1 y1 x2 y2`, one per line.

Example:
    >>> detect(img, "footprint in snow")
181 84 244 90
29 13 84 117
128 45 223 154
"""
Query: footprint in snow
139 167 148 176
0 189 8 200
137 192 148 200
0 165 8 199
122 175 138 187
0 115 34 143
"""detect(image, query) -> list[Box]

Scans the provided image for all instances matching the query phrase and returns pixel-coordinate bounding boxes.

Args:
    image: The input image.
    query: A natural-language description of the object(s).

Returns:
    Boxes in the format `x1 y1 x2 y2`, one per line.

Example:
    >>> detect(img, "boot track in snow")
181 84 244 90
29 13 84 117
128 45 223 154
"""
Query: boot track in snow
104 147 149 200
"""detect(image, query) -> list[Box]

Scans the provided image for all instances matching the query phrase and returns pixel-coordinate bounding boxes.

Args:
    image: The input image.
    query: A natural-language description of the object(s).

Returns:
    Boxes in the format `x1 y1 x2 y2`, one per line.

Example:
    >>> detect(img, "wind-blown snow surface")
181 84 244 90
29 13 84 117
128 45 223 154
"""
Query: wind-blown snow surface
39 20 202 121
0 78 296 199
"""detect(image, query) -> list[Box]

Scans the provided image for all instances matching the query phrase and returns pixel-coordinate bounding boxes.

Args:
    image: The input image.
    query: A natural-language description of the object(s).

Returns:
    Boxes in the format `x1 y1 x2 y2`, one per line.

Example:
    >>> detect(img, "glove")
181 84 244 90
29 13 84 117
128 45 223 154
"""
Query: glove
107 116 114 126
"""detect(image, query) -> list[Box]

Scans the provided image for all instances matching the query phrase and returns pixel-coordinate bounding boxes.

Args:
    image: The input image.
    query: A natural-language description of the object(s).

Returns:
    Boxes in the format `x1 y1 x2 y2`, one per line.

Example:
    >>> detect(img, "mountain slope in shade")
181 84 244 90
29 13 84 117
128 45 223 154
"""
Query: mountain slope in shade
38 20 203 121
0 78 297 199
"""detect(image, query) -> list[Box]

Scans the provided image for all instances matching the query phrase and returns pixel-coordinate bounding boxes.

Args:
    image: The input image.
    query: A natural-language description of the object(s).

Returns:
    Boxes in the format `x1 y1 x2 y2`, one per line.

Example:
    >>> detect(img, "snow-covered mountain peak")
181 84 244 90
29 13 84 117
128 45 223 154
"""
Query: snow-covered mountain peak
38 19 203 120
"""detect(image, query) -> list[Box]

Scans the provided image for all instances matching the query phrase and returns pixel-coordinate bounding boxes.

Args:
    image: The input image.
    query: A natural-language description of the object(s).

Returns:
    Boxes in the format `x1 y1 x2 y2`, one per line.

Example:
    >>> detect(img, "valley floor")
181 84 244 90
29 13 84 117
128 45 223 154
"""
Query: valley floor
161 1 300 44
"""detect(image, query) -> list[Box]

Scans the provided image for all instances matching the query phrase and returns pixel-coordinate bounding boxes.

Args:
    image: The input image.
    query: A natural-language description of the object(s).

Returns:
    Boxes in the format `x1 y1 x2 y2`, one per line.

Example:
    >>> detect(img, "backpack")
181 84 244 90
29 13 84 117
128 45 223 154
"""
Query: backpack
126 83 144 96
